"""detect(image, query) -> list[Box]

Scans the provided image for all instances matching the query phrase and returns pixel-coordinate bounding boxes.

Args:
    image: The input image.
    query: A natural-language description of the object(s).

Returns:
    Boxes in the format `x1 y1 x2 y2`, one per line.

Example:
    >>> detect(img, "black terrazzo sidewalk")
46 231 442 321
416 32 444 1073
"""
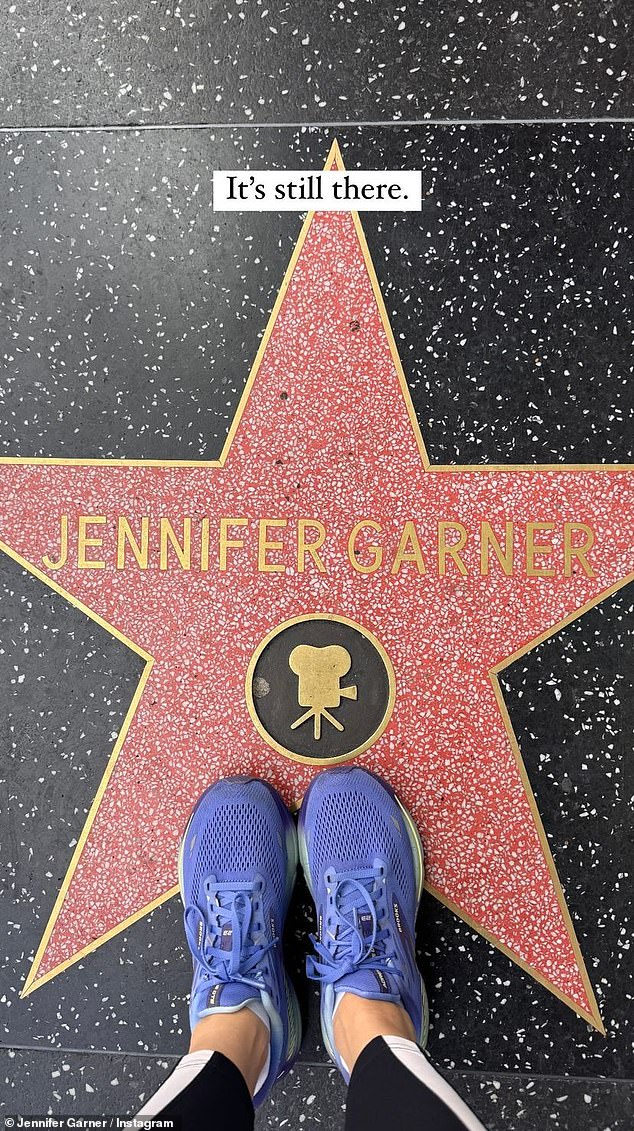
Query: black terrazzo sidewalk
1 4 633 1129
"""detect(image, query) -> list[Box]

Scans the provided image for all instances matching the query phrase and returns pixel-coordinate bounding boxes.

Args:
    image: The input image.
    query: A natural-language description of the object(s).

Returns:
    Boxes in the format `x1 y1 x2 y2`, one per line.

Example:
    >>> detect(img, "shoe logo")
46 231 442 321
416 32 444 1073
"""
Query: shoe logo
207 984 223 1008
289 644 357 740
358 910 375 940
245 614 395 765
373 970 390 993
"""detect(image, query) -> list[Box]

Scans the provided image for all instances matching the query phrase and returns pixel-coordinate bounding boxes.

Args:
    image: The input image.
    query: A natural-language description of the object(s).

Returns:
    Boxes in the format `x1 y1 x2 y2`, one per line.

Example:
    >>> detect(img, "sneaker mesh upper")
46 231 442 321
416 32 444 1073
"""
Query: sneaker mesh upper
308 771 411 905
188 795 285 908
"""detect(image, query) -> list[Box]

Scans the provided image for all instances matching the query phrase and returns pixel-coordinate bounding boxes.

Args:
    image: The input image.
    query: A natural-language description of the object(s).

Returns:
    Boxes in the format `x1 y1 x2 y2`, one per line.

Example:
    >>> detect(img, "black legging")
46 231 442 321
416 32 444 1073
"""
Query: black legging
151 1036 483 1130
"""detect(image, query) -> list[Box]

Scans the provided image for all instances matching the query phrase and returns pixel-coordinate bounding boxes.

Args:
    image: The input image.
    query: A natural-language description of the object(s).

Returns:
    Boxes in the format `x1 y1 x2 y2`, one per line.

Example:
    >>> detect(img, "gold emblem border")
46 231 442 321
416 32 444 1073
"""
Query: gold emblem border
6 140 631 1033
245 612 397 766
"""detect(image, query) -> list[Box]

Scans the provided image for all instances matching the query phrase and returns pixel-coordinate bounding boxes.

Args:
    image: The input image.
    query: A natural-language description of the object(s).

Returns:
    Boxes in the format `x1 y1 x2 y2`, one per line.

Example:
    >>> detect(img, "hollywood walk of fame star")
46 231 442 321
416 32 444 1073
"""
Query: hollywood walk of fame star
1 142 632 1030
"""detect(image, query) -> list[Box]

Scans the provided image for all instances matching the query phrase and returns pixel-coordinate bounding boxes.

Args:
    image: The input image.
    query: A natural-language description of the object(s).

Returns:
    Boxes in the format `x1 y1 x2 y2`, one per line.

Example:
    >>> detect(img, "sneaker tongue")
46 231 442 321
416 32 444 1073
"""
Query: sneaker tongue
197 980 258 1015
331 897 401 1002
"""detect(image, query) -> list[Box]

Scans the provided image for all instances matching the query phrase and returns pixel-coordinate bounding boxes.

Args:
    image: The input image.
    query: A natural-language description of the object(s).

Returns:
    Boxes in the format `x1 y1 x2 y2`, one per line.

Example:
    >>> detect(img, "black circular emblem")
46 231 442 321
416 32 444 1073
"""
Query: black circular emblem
246 614 395 764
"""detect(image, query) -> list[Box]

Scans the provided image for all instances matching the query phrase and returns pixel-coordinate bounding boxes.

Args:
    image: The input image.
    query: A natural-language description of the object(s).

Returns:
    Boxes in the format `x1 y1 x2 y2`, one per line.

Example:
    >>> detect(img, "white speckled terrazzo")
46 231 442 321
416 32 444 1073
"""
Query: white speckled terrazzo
0 22 633 1124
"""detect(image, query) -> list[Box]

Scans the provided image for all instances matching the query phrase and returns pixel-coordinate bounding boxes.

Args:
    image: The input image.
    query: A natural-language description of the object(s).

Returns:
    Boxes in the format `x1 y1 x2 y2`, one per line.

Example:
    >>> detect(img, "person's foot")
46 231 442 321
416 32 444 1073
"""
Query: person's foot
298 766 428 1082
179 775 301 1105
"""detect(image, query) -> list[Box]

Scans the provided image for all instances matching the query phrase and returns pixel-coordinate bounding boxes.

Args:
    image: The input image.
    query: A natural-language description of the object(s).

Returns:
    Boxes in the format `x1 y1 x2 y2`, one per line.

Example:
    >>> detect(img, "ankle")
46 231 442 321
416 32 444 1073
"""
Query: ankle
332 992 417 1073
189 1007 270 1095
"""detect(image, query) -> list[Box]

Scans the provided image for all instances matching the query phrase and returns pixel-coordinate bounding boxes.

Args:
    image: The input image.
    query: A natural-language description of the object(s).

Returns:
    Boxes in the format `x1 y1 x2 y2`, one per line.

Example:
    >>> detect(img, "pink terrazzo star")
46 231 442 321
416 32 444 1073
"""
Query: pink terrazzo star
2 144 632 1028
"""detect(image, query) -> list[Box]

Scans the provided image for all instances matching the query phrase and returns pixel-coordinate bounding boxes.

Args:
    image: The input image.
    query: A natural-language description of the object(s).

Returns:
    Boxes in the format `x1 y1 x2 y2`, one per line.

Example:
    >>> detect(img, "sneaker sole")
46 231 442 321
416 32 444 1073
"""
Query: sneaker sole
298 769 429 1061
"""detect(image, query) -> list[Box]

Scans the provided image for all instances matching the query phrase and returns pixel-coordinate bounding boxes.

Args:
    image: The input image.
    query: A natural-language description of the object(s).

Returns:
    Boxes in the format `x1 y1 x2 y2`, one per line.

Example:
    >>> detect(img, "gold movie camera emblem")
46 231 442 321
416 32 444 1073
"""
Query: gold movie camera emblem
288 644 358 740
246 614 395 765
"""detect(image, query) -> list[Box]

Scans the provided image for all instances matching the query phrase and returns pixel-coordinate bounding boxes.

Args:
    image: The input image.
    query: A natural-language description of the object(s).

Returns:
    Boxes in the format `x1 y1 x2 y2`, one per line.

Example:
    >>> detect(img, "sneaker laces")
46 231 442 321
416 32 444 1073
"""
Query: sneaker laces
184 877 277 991
306 866 400 985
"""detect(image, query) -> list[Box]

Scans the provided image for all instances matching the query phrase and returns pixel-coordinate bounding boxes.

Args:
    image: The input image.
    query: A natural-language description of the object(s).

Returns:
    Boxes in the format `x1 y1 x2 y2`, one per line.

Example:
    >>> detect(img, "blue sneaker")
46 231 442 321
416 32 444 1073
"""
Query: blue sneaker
298 766 428 1082
178 776 302 1106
